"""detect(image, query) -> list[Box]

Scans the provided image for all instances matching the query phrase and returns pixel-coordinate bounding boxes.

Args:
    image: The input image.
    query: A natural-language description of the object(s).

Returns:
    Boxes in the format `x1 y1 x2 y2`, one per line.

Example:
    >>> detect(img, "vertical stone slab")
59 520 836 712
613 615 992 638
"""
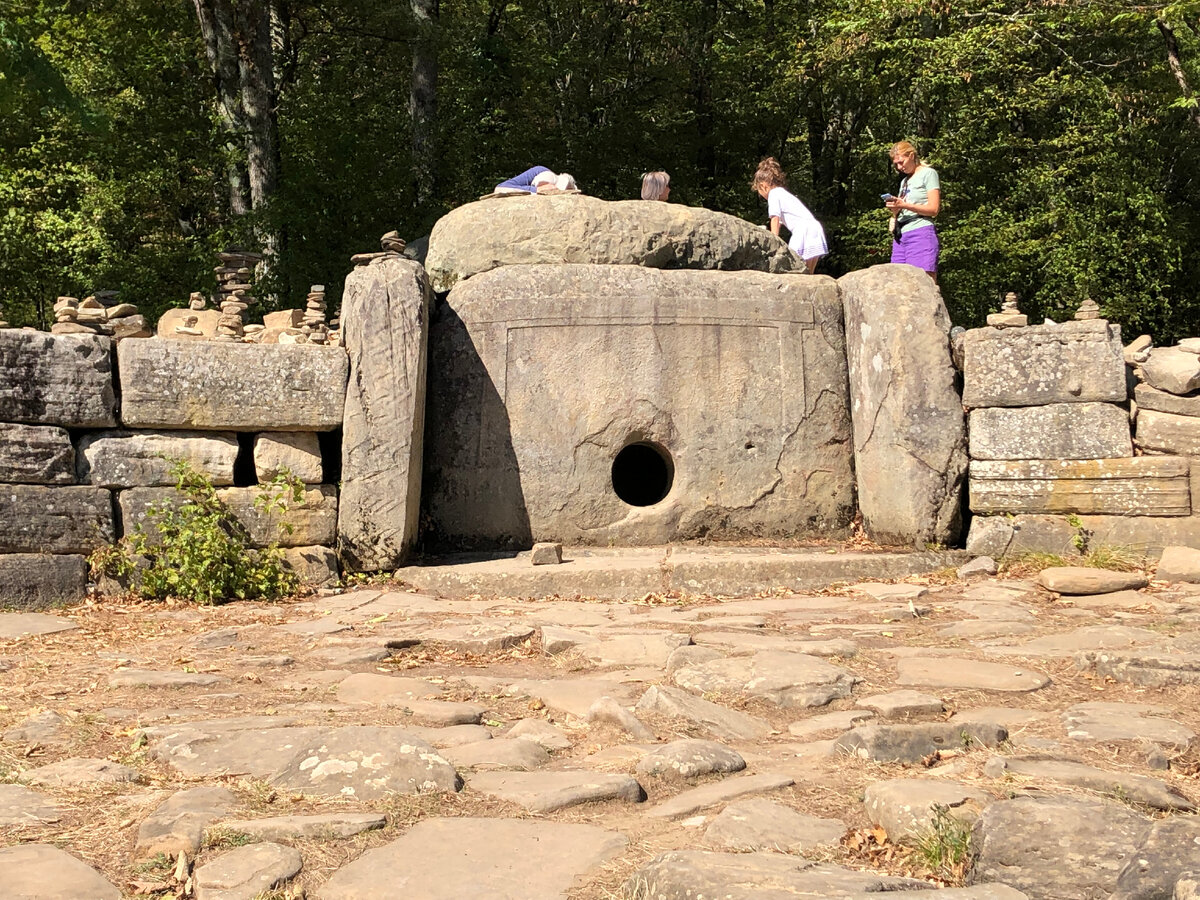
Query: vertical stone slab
838 264 967 545
337 257 431 571
0 331 117 427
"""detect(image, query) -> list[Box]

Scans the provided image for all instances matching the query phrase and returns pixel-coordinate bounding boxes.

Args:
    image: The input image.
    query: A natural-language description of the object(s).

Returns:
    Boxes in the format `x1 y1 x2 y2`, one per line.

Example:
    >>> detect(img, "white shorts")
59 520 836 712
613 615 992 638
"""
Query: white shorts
790 226 828 261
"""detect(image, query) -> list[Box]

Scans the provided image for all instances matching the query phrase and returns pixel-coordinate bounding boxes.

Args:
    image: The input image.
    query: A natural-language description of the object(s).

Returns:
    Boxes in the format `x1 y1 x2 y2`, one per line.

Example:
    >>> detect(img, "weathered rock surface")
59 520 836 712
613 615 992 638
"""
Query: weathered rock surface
1156 545 1200 583
0 611 79 638
788 709 875 739
968 796 1148 900
962 320 1126 408
444 737 550 771
316 817 626 899
647 772 794 818
634 739 745 779
864 778 990 841
338 257 430 570
636 684 770 741
1039 567 1150 596
0 331 117 427
588 696 656 740
1111 817 1200 900
834 721 1006 763
0 423 74 483
985 755 1193 811
1062 701 1195 748
219 812 386 841
423 265 854 547
581 633 691 667
969 457 1191 516
253 431 323 483
0 783 61 826
3 710 68 744
280 544 339 586
839 264 967 545
157 307 220 340
425 195 802 291
1141 347 1200 395
468 770 645 812
0 844 121 900
623 851 927 899
77 430 238 487
0 554 88 608
135 785 238 859
969 402 1132 459
1134 382 1200 417
109 668 227 688
1077 648 1200 689
194 841 302 900
703 797 845 853
855 690 944 719
120 484 337 548
23 756 140 787
0 485 114 553
896 657 1050 692
673 650 858 708
117 339 347 431
507 718 572 750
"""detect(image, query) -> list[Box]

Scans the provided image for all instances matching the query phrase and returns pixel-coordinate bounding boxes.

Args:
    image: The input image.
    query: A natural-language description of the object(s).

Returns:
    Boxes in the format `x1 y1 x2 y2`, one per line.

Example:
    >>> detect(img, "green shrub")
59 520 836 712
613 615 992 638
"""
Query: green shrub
91 460 302 604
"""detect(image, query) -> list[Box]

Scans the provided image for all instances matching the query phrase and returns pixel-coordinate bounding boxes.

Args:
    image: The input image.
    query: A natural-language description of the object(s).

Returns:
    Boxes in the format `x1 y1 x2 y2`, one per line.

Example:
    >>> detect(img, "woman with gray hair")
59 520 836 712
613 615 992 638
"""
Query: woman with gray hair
641 171 670 201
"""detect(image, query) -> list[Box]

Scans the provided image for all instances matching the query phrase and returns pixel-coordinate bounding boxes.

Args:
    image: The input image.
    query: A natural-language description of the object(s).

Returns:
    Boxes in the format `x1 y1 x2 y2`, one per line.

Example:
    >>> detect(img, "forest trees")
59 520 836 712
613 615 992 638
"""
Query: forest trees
1 0 1198 339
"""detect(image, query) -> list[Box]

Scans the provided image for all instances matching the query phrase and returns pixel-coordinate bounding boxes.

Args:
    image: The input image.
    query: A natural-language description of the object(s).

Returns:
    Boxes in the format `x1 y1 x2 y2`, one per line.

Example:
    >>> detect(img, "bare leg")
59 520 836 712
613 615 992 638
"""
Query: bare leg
927 270 938 284
804 257 819 275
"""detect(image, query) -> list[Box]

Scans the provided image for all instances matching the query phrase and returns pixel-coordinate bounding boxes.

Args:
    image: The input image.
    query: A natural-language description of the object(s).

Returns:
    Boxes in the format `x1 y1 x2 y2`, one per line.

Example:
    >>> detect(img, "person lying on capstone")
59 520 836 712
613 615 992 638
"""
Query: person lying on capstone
494 167 578 194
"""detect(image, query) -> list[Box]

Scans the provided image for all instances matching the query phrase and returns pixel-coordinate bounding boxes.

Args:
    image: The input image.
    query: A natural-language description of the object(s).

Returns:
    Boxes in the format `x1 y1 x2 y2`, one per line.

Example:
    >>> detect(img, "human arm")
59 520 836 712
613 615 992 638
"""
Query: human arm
885 188 940 217
769 215 782 237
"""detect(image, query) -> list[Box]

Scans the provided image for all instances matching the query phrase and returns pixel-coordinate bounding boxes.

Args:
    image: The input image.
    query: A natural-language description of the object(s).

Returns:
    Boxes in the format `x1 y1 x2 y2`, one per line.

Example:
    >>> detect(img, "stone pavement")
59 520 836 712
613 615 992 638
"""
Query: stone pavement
1 561 1199 899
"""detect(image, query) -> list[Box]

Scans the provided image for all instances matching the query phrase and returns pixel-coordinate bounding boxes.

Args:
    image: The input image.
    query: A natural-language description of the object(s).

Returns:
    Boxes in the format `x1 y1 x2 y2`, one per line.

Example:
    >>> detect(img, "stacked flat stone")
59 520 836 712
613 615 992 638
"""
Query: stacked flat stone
302 284 328 344
213 250 262 342
1133 338 1200 469
51 293 149 340
964 306 1194 555
351 231 407 267
986 292 1027 328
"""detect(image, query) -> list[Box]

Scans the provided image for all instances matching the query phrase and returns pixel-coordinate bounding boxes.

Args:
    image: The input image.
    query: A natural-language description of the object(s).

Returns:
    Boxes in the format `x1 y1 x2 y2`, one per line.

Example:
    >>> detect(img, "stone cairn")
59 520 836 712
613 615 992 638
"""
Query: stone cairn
986 291 1027 328
51 290 149 339
302 284 328 344
351 230 406 267
174 292 209 337
0 298 8 328
213 250 262 342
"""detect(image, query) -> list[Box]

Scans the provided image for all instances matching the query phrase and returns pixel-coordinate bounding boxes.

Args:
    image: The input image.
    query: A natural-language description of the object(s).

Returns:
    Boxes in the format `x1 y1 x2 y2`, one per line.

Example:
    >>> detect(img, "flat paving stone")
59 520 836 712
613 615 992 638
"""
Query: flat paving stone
896 657 1050 692
984 755 1194 811
22 756 140 787
1062 701 1195 749
405 723 494 747
672 651 858 708
580 633 691 667
1037 567 1149 595
315 817 627 900
848 583 930 601
952 707 1049 730
691 632 858 657
787 709 874 739
938 620 1037 640
0 612 79 639
0 844 120 900
2 709 70 744
504 677 636 718
540 625 596 653
108 668 227 688
624 851 927 898
311 642 392 665
276 618 353 636
1113 816 1200 900
415 621 536 653
588 696 656 740
336 672 444 703
194 841 302 900
0 783 61 826
984 625 1163 658
135 784 238 860
506 718 571 750
635 739 745 779
647 772 794 819
444 737 550 771
219 812 386 840
467 770 645 813
855 690 944 719
953 601 1036 621
863 777 990 841
1059 589 1159 610
703 797 845 852
635 685 770 741
834 722 1006 763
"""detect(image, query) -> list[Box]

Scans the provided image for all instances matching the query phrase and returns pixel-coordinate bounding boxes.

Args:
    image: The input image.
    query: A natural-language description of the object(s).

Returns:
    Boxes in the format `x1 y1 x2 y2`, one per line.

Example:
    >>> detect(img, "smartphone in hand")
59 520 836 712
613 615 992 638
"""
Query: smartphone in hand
881 193 895 202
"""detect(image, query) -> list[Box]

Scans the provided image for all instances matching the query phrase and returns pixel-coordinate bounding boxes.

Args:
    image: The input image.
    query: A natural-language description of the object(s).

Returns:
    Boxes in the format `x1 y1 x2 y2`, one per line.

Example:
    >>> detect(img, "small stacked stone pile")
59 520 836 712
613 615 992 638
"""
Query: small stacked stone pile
213 250 262 342
174 293 209 336
51 292 149 339
986 292 1027 328
1132 334 1200 467
351 230 406 267
0 298 9 328
302 284 328 344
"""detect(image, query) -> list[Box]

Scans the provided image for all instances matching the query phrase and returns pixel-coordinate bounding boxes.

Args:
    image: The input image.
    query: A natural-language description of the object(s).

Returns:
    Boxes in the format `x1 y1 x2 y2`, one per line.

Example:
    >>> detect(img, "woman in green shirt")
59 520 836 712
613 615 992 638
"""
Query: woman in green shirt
885 141 941 282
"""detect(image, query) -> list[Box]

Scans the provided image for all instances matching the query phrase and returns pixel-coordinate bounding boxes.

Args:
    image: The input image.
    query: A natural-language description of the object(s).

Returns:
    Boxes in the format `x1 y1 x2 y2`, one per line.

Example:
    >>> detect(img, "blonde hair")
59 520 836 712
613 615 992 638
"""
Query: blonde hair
751 156 787 191
890 140 920 162
641 171 670 201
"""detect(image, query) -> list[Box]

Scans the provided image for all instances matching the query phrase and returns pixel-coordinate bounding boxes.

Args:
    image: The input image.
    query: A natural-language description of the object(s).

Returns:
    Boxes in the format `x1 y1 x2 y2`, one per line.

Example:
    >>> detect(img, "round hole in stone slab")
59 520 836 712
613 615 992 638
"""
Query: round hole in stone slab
611 441 674 507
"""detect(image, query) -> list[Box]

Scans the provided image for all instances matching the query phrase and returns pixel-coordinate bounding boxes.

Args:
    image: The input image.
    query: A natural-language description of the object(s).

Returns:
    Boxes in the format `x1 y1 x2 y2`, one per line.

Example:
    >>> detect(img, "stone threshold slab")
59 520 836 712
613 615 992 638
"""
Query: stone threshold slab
394 547 967 600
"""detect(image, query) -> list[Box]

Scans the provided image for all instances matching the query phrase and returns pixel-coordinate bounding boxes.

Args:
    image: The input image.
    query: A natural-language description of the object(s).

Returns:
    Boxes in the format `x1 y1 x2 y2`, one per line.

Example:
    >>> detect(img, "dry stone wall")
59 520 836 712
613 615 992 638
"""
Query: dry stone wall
0 329 348 608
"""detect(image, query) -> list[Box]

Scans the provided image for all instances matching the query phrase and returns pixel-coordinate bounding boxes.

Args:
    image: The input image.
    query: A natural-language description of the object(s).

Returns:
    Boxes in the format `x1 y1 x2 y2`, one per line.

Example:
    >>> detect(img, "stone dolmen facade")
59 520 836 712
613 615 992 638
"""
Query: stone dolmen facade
5 195 1200 603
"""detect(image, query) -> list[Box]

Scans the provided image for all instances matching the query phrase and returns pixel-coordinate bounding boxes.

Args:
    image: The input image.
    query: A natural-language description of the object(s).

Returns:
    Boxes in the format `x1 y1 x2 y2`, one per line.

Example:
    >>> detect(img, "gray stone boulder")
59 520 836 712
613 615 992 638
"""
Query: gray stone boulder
194 842 302 900
838 264 967 546
634 739 745 779
0 424 74 483
968 796 1148 899
863 777 990 842
424 265 854 547
1156 545 1200 583
117 339 347 431
672 650 858 708
834 721 1006 763
702 798 845 853
77 430 238 487
1037 566 1149 595
425 195 802 291
0 486 114 554
962 320 1126 408
0 844 121 900
1141 347 1200 395
338 257 431 570
135 785 238 860
0 783 61 826
0 331 117 427
253 432 323 483
0 554 88 609
280 545 339 586
1137 409 1200 456
1111 817 1200 900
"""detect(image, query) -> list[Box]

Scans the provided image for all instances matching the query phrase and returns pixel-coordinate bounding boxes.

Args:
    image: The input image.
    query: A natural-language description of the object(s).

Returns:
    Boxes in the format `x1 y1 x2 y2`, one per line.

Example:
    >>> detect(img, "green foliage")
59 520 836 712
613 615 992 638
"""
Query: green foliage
90 460 301 605
911 803 972 884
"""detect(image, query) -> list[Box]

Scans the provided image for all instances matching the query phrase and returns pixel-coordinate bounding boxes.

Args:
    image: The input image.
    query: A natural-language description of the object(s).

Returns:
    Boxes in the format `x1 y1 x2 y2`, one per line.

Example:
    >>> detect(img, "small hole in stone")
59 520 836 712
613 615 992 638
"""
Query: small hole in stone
611 441 674 507
745 442 755 450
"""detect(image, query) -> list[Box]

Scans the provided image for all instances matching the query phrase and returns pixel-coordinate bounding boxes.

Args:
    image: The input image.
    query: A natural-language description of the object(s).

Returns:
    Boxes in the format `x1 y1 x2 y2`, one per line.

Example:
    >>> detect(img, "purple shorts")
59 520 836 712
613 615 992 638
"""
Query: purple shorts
891 224 939 273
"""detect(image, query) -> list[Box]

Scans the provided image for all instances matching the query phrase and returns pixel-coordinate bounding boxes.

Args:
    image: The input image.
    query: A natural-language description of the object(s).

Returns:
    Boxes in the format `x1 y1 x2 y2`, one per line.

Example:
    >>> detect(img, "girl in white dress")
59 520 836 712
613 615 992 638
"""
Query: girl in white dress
751 157 828 274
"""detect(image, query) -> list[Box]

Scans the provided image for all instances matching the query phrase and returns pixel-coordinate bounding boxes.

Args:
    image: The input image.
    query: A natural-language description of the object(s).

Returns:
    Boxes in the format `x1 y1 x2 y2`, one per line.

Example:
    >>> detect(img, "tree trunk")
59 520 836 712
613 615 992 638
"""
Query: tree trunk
1158 17 1200 132
193 0 249 216
410 0 439 209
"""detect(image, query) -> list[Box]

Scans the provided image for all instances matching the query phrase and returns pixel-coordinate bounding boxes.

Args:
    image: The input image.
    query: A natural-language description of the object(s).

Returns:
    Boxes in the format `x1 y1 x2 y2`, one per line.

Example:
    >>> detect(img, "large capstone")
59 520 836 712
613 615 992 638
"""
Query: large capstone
338 257 431 570
0 331 117 427
117 340 347 431
423 265 854 548
424 195 803 291
838 264 967 545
